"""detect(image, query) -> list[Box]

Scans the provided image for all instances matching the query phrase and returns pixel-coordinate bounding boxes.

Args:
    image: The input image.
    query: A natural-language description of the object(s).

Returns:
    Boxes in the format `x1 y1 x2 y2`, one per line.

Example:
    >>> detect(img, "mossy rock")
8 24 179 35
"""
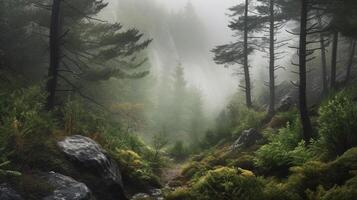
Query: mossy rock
181 162 209 180
268 115 290 129
263 179 302 200
191 167 264 200
284 148 357 198
228 155 256 170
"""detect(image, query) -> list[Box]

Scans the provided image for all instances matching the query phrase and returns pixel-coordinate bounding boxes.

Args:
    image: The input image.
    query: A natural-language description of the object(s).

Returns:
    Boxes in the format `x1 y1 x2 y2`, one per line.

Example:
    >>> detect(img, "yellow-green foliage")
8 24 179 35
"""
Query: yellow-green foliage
263 179 302 200
181 161 210 180
285 148 357 197
113 148 160 187
166 187 192 200
228 154 255 170
320 176 357 200
319 94 357 156
191 167 264 200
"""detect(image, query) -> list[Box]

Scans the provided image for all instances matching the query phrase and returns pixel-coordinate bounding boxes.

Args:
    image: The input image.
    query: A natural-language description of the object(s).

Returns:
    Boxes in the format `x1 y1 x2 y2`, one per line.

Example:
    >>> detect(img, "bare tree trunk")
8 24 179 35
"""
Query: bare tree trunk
319 34 328 96
345 39 356 83
330 31 339 90
46 0 61 110
299 0 313 143
268 0 275 116
243 0 252 108
317 12 328 96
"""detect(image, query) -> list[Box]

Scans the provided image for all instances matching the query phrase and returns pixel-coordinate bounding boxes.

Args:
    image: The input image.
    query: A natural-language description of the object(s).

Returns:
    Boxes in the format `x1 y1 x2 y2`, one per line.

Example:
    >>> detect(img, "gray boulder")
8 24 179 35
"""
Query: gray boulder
43 172 92 200
277 96 294 112
232 129 262 150
57 135 127 200
0 184 23 200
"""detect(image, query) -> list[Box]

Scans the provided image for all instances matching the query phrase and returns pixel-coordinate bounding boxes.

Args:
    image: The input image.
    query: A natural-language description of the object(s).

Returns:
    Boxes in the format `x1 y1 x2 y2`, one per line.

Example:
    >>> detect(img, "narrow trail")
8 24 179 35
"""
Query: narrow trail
161 163 184 185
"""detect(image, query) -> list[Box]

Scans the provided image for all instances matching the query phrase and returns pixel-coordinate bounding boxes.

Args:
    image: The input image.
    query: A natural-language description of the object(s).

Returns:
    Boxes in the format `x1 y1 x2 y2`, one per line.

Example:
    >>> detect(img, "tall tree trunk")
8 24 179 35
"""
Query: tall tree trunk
46 0 62 110
330 31 339 90
319 34 328 96
345 39 356 83
243 0 252 108
299 0 313 143
268 0 275 116
317 12 328 96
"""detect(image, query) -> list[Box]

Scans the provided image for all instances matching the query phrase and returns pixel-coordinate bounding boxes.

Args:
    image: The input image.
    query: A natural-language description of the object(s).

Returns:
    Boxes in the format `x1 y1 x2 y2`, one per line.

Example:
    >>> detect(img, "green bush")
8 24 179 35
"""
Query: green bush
321 177 357 200
0 86 56 137
0 86 56 160
318 94 357 156
113 149 160 188
255 118 313 172
191 167 264 200
263 179 302 200
62 98 109 135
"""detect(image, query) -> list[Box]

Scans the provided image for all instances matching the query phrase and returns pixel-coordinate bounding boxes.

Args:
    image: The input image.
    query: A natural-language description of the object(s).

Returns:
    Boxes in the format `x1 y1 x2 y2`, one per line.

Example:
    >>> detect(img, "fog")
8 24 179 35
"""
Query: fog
99 0 245 113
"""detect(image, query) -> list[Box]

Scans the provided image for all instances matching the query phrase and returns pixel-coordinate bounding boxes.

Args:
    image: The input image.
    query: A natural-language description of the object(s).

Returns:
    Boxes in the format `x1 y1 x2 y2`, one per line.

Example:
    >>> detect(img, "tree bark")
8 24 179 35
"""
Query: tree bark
345 39 356 83
319 34 328 96
316 12 328 96
268 0 275 116
330 31 339 90
299 0 313 143
46 0 62 110
243 0 252 108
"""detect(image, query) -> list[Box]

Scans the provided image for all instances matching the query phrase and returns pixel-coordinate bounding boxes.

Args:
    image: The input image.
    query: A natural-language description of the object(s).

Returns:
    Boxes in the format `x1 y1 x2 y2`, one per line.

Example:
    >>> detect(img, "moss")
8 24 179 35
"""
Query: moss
181 162 210 180
191 167 264 200
284 149 357 198
228 154 256 170
166 187 193 200
320 177 357 200
263 179 302 200
112 148 161 189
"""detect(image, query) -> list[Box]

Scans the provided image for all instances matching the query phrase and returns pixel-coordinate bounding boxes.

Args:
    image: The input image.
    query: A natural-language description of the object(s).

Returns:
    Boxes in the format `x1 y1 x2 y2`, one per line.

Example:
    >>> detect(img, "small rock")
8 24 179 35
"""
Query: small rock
43 172 92 200
232 128 262 150
131 193 151 200
149 189 162 197
0 184 23 200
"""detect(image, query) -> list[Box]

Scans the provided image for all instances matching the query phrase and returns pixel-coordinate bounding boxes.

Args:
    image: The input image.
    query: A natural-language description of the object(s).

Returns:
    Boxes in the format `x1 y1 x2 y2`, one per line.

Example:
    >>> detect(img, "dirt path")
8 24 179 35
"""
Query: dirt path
161 163 183 185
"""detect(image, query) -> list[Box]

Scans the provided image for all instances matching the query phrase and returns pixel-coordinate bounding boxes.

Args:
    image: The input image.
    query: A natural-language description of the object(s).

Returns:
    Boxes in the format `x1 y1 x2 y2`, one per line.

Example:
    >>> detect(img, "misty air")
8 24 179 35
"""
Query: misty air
0 0 356 199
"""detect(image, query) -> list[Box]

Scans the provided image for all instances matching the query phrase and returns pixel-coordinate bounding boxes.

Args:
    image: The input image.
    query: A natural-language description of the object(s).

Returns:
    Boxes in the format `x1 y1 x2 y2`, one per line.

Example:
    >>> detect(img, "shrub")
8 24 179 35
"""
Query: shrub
113 149 160 188
255 118 313 172
0 86 56 161
321 177 357 200
191 167 264 200
0 86 56 138
318 94 357 156
103 126 145 153
181 162 209 180
62 98 108 135
263 179 302 200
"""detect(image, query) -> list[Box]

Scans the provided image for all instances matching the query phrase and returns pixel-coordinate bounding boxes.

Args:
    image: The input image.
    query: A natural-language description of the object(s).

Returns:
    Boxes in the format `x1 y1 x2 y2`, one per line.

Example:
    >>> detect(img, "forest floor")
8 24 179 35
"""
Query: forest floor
160 163 184 185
